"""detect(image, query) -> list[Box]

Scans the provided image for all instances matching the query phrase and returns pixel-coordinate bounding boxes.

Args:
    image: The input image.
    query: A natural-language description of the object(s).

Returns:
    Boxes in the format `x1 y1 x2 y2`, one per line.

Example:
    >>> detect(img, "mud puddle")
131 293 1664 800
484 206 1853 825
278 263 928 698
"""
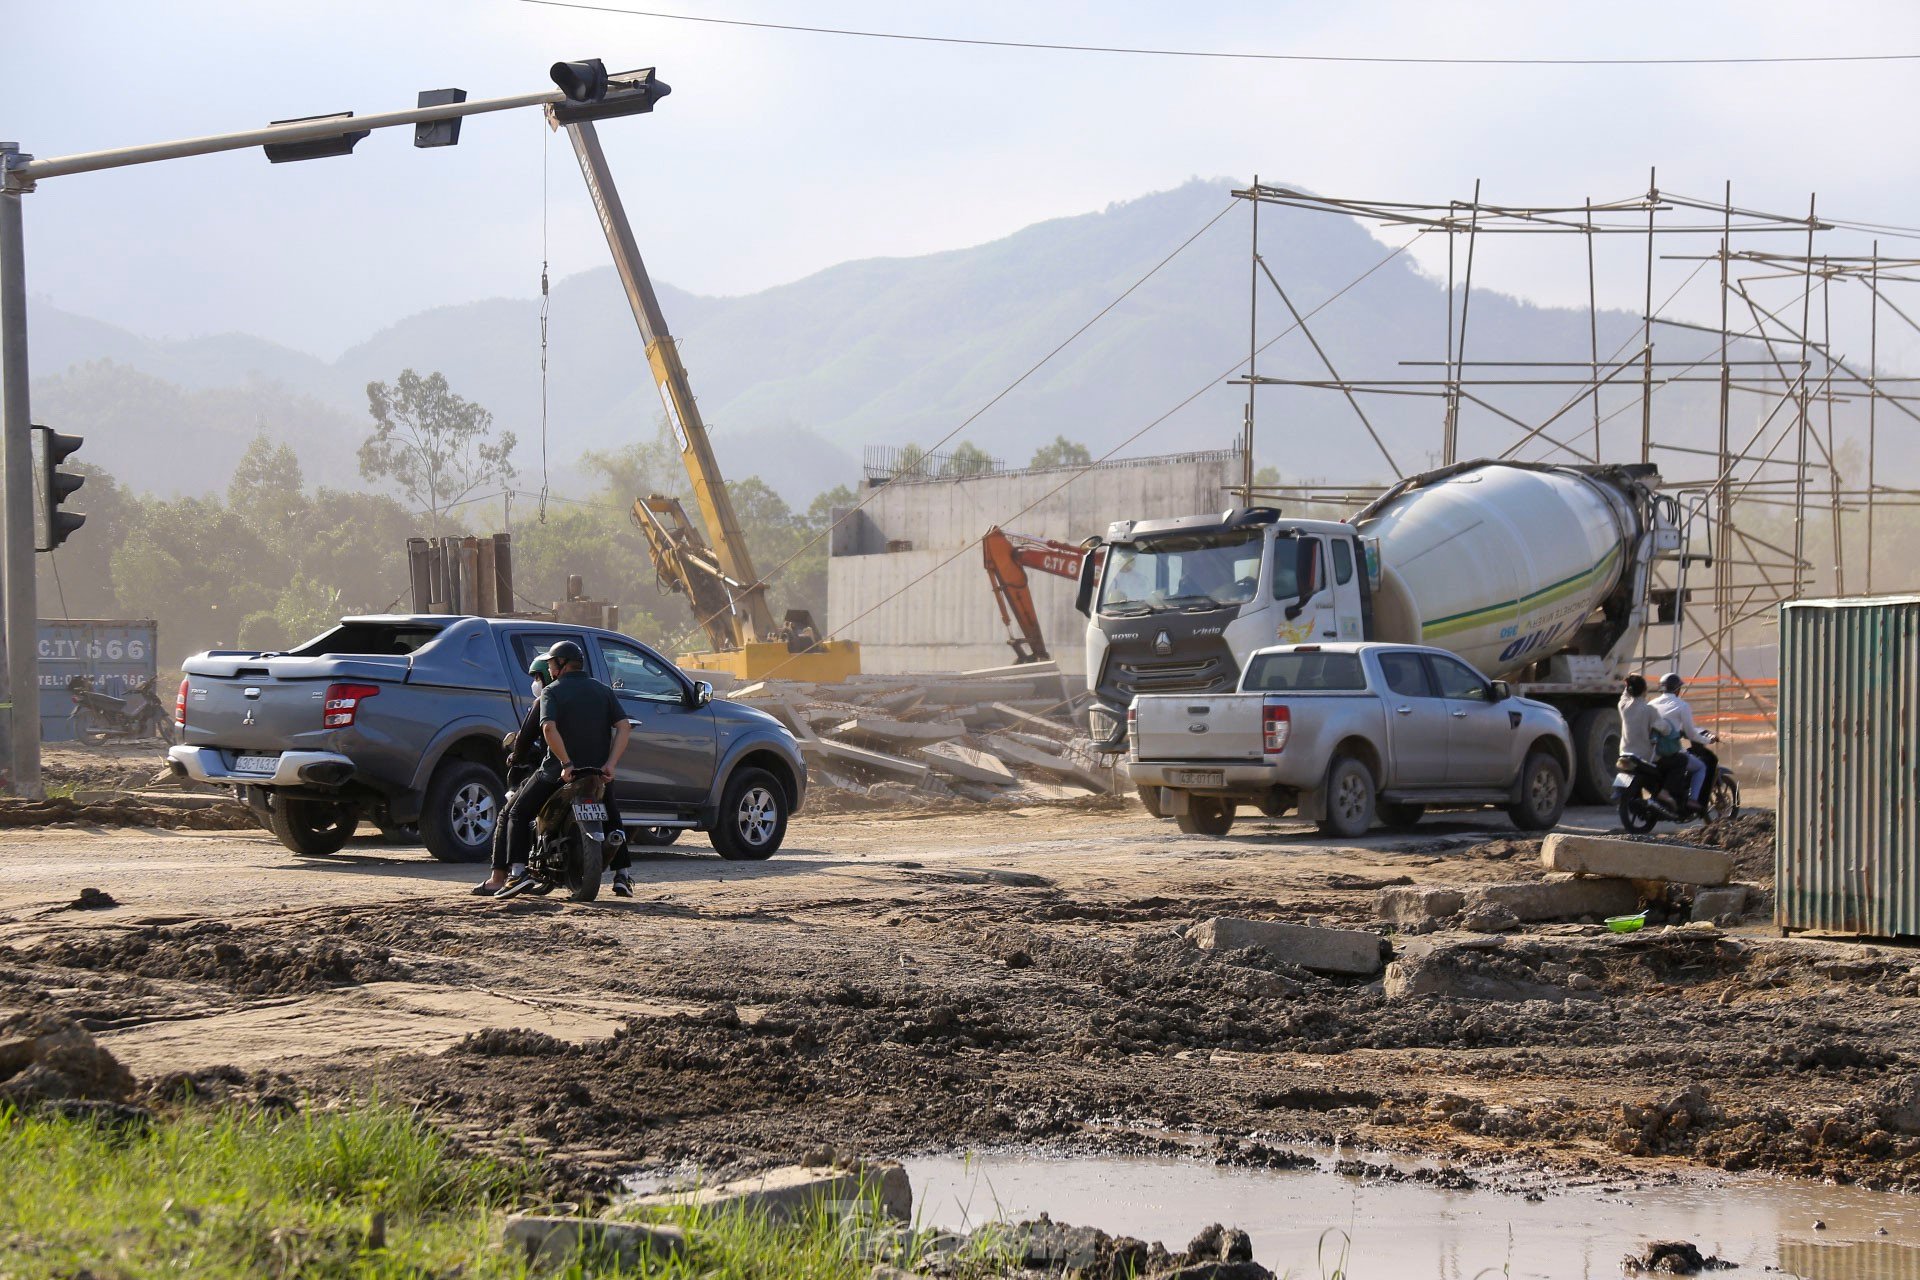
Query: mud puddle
905 1152 1920 1279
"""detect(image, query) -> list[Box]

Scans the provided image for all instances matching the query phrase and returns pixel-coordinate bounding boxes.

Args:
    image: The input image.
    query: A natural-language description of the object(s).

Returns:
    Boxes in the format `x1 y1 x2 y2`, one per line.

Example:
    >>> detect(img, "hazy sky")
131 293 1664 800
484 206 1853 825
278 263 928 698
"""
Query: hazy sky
11 1 1920 358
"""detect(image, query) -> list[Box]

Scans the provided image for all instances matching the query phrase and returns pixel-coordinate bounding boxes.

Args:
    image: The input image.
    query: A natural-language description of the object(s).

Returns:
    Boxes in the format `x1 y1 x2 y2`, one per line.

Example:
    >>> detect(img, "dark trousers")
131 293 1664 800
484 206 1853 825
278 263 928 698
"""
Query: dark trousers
493 771 628 872
1688 742 1719 802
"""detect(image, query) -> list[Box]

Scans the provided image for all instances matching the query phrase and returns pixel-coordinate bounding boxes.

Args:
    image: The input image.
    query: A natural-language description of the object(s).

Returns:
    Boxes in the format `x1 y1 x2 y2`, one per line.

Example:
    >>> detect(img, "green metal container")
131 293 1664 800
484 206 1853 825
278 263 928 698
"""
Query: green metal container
1778 595 1920 938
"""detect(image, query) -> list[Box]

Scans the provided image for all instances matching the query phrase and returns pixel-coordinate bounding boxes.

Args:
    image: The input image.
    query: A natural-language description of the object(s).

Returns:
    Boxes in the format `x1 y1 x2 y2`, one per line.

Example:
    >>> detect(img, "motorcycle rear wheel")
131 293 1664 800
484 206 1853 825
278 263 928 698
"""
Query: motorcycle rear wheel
72 710 113 747
1703 772 1741 824
566 831 603 902
1617 796 1658 835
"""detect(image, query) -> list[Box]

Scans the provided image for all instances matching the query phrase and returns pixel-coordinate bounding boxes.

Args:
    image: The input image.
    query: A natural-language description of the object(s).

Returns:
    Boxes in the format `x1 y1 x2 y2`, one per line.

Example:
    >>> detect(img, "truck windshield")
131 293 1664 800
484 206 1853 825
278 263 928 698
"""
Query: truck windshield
1243 651 1366 692
1100 531 1262 614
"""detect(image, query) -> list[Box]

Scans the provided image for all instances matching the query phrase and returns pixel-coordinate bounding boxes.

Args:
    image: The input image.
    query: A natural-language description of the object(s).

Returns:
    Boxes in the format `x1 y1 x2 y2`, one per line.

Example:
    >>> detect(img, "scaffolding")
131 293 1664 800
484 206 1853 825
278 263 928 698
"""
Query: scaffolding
1228 176 1920 750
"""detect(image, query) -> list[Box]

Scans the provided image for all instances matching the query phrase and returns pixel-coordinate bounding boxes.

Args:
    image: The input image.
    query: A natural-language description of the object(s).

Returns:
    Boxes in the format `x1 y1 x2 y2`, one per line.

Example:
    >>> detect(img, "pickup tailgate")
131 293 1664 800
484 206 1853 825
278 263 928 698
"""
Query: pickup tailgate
1132 693 1268 761
180 654 409 754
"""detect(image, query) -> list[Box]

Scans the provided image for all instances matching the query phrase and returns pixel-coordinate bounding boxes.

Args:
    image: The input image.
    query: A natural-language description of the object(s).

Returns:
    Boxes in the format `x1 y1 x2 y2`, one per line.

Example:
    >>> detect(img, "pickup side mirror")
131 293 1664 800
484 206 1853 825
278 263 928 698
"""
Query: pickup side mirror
1489 680 1511 702
1074 542 1103 617
1283 539 1318 621
689 680 714 708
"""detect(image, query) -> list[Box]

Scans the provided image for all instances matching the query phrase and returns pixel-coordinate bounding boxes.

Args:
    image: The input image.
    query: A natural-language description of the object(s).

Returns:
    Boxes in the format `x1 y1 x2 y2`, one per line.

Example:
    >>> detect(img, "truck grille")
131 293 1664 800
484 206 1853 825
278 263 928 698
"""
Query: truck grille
1097 638 1241 707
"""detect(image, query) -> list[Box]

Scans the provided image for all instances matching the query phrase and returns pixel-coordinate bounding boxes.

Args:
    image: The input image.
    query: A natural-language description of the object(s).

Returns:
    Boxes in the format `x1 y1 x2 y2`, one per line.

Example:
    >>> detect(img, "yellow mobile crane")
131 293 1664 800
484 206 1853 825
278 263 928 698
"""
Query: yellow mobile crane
551 69 859 681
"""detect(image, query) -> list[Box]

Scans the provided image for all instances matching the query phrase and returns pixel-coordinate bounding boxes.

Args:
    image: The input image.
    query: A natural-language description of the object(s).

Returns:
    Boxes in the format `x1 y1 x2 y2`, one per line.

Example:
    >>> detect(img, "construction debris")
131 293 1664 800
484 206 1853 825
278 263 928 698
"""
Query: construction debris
1542 833 1735 886
728 668 1118 809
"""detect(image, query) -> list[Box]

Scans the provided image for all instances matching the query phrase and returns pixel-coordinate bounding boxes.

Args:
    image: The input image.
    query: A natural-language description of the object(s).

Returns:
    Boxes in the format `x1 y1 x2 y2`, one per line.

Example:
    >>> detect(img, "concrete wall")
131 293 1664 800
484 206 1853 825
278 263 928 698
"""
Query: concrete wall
828 450 1243 675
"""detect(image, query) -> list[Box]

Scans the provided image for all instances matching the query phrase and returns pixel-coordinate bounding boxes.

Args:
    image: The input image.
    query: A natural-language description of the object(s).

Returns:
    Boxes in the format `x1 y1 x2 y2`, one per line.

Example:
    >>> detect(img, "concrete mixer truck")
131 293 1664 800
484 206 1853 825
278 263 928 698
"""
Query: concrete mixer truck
1074 460 1683 803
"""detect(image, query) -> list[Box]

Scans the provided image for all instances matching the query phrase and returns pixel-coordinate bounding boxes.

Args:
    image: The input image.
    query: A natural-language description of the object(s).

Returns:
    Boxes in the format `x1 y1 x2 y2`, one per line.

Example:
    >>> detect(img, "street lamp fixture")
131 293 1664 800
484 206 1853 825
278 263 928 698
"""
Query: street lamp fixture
261 112 370 164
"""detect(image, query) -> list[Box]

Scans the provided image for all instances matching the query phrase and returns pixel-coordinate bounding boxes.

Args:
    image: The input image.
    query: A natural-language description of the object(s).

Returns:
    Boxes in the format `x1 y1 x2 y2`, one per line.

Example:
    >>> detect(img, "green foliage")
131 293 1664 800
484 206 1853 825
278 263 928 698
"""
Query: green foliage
942 442 997 477
360 370 517 536
1029 435 1093 469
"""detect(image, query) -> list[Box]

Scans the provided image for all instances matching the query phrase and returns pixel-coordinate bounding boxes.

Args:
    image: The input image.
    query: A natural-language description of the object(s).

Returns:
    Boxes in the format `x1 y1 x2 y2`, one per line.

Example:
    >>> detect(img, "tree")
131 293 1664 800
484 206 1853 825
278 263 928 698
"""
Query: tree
359 370 517 535
1029 435 1092 470
942 442 997 478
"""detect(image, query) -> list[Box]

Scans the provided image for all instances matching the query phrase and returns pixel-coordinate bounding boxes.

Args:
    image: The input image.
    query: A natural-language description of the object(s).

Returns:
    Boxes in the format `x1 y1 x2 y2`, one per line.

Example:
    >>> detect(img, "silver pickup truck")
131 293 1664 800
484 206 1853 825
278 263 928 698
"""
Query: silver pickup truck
1128 642 1572 838
167 615 807 863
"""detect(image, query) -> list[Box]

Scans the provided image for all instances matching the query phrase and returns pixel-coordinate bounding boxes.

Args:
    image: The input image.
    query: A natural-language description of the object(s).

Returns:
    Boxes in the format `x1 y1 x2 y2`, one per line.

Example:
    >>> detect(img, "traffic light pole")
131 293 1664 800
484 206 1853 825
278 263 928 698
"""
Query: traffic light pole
0 146 36 795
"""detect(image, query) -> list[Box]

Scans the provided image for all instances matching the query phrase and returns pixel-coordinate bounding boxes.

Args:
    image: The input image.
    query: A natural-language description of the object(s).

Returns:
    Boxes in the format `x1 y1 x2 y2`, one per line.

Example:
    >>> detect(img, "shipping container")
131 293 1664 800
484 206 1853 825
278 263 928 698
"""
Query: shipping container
1777 595 1920 938
36 619 161 744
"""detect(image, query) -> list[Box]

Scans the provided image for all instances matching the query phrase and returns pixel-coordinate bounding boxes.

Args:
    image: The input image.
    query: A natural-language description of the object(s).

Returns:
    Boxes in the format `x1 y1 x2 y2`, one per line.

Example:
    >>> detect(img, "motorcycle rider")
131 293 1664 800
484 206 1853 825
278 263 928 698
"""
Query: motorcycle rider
473 651 556 896
1651 672 1716 809
491 641 636 899
1618 675 1692 812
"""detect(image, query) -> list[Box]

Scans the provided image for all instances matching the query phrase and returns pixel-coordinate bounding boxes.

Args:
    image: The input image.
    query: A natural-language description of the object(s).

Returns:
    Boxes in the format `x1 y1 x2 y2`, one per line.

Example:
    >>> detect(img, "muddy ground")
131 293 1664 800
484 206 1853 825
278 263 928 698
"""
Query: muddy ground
2 779 1918 1206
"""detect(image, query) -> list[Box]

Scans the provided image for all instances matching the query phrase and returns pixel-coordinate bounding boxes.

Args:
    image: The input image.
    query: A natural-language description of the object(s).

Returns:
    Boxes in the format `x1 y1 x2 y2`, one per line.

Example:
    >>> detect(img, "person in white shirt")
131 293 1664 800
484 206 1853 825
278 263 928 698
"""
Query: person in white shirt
1650 673 1715 807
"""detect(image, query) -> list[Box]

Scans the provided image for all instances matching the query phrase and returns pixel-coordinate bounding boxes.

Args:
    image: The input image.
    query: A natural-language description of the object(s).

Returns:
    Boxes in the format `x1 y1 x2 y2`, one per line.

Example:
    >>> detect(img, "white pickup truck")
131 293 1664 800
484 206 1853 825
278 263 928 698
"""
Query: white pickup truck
1127 642 1574 838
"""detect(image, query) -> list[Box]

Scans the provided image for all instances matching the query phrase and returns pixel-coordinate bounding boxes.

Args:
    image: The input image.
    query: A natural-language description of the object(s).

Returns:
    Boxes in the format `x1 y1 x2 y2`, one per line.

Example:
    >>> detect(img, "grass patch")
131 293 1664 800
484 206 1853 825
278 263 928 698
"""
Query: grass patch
0 1102 1004 1279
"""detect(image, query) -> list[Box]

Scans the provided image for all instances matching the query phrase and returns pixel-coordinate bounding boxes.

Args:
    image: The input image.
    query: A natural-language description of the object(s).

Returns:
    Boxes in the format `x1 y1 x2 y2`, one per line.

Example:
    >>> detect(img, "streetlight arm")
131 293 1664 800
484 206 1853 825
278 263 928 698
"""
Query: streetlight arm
11 68 658 185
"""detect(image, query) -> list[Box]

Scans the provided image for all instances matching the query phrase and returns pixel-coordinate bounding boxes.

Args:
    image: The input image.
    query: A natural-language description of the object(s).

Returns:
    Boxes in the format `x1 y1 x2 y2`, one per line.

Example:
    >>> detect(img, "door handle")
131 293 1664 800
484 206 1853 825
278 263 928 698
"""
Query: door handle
1451 710 1468 719
1395 705 1413 715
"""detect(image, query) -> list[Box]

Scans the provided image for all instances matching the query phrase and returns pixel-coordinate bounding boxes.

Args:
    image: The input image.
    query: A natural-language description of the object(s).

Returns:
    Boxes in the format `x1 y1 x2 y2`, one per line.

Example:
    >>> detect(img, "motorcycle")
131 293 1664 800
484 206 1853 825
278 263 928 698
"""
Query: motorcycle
67 674 172 746
1612 750 1741 834
525 766 616 902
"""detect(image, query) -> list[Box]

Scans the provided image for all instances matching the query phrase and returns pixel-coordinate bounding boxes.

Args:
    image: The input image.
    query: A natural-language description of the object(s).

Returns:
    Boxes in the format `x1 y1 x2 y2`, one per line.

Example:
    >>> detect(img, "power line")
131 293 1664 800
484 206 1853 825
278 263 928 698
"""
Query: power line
514 0 1920 67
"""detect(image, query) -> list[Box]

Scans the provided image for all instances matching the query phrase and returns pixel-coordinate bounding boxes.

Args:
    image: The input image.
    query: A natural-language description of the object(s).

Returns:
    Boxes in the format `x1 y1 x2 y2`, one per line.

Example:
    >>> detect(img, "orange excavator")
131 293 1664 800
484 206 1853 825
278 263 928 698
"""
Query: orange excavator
982 527 1101 664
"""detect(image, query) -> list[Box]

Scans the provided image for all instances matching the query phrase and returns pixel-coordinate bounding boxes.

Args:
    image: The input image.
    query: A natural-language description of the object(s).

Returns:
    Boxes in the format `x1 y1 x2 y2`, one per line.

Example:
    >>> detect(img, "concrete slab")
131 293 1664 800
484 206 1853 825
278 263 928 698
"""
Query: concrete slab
1375 887 1467 927
831 717 966 745
1466 878 1641 923
816 739 930 780
1542 833 1733 885
628 1161 913 1223
918 742 1017 786
919 681 1036 705
1191 917 1386 976
991 739 1112 793
503 1215 685 1266
988 702 1075 738
1691 884 1750 924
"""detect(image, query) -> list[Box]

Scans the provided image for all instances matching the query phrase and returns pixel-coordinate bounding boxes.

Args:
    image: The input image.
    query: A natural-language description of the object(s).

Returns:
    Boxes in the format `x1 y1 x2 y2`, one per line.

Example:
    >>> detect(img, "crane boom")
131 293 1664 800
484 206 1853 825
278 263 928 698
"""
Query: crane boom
561 117 778 645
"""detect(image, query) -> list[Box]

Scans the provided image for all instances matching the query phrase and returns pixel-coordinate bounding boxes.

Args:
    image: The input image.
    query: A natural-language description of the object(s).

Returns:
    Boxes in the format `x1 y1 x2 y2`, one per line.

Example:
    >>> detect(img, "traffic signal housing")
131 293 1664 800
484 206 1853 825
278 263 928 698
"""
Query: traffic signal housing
32 425 85 551
548 62 670 123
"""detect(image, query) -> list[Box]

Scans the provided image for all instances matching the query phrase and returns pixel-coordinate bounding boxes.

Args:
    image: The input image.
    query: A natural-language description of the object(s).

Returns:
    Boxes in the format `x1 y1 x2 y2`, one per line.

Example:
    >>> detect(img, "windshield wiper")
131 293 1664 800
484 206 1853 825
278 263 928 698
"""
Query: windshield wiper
1103 602 1152 617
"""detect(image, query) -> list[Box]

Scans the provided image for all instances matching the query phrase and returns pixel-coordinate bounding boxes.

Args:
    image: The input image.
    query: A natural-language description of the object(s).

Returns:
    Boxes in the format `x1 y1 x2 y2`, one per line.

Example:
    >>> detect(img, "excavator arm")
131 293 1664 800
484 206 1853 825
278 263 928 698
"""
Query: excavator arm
983 527 1096 665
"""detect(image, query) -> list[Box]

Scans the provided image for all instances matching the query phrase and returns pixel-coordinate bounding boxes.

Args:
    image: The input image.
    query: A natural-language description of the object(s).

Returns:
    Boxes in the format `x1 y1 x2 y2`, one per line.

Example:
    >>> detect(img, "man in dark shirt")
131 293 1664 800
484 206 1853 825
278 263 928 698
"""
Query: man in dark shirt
472 652 554 895
493 640 634 898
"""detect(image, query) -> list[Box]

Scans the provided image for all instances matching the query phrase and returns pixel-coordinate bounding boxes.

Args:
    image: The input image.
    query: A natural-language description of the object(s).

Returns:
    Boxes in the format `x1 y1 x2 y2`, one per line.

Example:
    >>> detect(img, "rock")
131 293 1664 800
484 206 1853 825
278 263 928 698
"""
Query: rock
1622 1239 1730 1274
0 1011 136 1104
1542 833 1733 885
502 1215 685 1267
629 1160 913 1223
1375 887 1465 926
1191 918 1386 977
1384 938 1594 1003
1871 1074 1920 1136
1689 885 1749 925
1464 878 1641 923
1455 903 1521 933
68 887 118 910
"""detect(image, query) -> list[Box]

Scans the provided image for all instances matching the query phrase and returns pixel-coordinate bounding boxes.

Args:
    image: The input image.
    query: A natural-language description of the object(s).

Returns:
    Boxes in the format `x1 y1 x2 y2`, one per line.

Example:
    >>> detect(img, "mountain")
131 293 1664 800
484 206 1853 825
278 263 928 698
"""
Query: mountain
34 176 1875 505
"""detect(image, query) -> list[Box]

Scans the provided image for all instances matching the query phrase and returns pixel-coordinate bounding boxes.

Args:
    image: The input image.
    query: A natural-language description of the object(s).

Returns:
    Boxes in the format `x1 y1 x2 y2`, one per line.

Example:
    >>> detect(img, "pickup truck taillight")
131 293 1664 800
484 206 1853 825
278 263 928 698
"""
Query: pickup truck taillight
323 683 380 728
1262 702 1291 754
175 678 189 730
1126 704 1139 746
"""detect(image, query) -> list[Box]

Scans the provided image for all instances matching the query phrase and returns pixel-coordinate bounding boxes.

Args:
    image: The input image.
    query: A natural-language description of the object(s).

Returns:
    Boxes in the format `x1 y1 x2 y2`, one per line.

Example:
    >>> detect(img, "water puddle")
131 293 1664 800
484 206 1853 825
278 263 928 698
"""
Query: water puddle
904 1152 1920 1279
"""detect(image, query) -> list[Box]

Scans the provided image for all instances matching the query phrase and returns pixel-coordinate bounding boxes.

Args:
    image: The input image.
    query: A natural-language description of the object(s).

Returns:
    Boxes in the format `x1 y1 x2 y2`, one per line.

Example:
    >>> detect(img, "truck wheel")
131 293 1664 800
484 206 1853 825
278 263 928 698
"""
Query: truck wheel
1317 756 1377 839
419 761 504 863
269 795 355 857
1174 798 1234 836
710 768 788 861
1508 751 1569 831
1570 708 1620 806
1377 801 1426 831
1135 785 1166 818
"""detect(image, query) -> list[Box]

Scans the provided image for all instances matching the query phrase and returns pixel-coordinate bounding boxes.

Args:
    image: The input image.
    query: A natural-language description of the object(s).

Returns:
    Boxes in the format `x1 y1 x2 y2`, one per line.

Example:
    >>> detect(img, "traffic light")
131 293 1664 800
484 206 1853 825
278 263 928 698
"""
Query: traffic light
31 425 85 551
548 62 670 123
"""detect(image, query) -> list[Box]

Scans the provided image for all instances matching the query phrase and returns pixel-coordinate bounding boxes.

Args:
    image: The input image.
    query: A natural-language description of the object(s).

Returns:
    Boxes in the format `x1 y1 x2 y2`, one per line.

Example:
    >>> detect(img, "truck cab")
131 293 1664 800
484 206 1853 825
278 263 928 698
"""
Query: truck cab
1080 509 1364 750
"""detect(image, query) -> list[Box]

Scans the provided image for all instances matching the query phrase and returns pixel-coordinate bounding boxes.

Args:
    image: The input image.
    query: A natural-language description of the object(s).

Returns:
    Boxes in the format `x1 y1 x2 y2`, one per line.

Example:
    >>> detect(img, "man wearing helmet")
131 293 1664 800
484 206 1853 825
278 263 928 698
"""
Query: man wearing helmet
1650 672 1716 811
475 650 558 895
482 640 635 898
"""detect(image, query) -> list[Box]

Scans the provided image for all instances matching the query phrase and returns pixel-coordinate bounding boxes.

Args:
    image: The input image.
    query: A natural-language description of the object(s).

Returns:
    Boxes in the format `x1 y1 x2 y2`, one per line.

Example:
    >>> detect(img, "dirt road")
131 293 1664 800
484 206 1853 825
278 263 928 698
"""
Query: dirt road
3 800 1917 1197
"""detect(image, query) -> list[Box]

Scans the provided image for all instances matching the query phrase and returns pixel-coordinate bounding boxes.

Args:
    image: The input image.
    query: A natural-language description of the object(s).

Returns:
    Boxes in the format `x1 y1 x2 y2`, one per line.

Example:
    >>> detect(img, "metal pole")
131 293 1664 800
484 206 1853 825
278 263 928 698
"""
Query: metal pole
0 146 37 796
1243 174 1258 504
1868 243 1879 595
1715 182 1731 692
1586 197 1600 460
1793 195 1816 595
1641 168 1656 465
1822 259 1844 596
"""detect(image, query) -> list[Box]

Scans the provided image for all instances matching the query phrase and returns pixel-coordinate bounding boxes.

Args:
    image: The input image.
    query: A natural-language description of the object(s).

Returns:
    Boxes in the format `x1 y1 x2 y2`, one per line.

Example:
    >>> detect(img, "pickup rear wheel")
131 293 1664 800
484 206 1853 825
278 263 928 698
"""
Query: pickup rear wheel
710 768 788 860
420 761 504 863
1317 756 1377 839
269 795 355 857
1508 750 1569 831
1174 797 1234 836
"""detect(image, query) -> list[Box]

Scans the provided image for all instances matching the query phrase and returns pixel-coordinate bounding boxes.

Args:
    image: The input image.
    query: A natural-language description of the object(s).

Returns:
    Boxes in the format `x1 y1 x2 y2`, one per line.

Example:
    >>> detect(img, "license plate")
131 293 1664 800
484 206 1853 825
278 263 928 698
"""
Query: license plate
572 803 608 822
1613 772 1634 789
233 754 280 774
1171 769 1225 788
